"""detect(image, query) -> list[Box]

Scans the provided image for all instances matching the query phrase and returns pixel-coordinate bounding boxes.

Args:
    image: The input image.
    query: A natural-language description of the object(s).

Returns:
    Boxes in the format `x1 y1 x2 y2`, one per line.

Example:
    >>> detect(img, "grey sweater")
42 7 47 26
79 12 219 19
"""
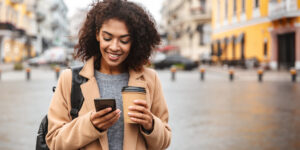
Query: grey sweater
94 70 129 150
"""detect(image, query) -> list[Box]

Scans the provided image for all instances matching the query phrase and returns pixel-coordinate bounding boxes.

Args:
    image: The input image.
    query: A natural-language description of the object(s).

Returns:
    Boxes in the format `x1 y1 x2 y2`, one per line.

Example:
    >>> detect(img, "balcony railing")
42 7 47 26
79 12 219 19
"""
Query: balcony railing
10 0 23 4
190 6 206 15
268 0 299 20
190 6 211 21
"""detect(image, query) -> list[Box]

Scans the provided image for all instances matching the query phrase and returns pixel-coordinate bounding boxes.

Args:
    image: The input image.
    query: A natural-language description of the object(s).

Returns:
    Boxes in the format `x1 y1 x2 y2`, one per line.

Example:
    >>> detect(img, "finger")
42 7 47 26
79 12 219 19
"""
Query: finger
93 109 121 125
100 111 121 129
130 117 149 125
93 107 112 118
128 105 148 114
133 100 148 108
128 112 152 121
96 112 120 130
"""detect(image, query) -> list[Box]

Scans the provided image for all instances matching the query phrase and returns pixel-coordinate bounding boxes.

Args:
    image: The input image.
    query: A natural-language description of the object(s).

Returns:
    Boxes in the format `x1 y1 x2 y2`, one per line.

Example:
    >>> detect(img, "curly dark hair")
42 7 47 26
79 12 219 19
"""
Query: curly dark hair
74 0 161 72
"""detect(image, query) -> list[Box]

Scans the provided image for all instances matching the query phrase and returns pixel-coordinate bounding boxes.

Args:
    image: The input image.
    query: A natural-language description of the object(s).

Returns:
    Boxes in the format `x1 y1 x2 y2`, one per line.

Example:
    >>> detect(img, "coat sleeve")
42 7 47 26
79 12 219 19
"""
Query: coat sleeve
140 71 172 150
46 69 105 150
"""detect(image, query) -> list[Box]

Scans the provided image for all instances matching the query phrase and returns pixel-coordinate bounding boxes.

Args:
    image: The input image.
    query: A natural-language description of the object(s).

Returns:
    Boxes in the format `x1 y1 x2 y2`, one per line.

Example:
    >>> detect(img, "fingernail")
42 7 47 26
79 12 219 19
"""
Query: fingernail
134 100 139 103
129 106 134 109
128 112 132 115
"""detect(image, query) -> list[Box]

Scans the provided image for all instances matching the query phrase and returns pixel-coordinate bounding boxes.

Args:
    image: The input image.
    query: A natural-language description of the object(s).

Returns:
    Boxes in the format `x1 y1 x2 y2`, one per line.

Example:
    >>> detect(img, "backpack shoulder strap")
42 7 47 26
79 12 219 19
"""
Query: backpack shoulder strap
70 66 87 120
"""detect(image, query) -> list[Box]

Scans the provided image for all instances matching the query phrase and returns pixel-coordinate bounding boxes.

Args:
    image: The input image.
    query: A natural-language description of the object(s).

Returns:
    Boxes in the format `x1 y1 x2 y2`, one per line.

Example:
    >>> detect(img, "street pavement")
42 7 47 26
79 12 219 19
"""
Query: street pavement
158 69 300 150
0 67 299 150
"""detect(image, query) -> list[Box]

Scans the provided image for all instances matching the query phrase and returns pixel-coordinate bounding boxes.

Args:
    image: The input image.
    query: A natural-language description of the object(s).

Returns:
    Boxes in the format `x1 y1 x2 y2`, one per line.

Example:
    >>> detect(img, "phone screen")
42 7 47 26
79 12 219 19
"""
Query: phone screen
94 98 116 112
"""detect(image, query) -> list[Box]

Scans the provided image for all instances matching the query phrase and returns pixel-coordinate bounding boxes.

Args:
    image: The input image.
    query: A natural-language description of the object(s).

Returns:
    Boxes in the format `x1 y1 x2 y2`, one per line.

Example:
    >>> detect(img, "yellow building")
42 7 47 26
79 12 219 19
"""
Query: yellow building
0 0 37 63
212 0 300 70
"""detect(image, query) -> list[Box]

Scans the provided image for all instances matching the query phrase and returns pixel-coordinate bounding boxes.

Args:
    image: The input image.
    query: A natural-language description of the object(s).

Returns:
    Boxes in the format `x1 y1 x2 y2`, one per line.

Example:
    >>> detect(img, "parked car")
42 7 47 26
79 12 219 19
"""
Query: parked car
153 54 198 70
245 57 260 68
28 47 67 66
150 51 166 64
27 55 48 66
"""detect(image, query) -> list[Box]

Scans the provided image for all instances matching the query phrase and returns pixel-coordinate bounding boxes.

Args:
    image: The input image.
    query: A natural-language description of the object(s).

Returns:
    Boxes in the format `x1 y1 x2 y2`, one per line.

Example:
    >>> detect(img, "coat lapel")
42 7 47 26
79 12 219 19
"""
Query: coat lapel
123 69 146 150
79 58 109 150
80 78 99 112
79 58 100 112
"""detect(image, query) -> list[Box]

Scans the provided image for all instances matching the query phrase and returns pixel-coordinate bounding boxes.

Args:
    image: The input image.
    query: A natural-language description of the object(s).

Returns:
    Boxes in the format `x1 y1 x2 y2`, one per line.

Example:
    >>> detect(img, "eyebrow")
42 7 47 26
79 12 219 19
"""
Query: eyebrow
102 31 130 38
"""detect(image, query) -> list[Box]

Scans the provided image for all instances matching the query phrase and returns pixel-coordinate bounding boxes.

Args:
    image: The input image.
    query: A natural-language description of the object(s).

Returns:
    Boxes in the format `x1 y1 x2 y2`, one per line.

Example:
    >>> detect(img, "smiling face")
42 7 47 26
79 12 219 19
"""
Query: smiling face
96 19 131 73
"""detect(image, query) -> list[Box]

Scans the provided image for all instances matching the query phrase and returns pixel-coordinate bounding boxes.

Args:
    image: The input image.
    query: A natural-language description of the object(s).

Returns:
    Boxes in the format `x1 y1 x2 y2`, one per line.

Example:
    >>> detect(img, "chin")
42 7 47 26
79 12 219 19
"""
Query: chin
107 61 122 67
102 56 125 69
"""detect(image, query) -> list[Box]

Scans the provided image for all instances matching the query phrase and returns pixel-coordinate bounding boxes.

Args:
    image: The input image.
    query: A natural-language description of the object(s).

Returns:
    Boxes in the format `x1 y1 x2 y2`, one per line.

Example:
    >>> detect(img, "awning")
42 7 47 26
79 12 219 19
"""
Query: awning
0 22 16 30
157 45 179 52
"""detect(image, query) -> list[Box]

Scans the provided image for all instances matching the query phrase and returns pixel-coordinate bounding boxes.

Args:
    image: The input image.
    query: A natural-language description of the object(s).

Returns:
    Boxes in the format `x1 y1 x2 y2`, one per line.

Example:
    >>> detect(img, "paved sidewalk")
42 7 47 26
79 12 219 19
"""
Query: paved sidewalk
198 65 299 81
0 68 299 150
0 63 14 72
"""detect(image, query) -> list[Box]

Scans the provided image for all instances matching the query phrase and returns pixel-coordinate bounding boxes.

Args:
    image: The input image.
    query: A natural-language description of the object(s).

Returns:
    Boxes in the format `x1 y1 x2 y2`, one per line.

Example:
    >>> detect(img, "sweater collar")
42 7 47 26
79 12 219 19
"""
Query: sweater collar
79 57 144 80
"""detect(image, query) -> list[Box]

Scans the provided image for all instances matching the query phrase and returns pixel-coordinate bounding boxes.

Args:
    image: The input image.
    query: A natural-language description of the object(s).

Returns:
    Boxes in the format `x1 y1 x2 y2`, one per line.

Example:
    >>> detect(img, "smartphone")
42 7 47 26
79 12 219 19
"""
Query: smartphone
94 98 116 112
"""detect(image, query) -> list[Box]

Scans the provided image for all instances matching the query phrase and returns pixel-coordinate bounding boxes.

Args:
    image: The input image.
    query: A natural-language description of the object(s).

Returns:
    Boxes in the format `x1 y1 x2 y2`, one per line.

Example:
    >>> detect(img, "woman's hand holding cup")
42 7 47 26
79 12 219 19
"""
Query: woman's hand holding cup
128 100 154 131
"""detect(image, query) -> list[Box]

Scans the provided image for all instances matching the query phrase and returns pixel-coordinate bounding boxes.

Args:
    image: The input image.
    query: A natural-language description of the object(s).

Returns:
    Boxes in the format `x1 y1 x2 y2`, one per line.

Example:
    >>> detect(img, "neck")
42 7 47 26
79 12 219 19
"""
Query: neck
99 59 126 75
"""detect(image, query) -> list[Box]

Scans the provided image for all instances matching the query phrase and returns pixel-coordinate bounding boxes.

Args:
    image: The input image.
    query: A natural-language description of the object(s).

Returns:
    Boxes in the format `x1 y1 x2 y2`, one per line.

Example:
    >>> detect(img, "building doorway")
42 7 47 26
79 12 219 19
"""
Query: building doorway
277 32 295 70
240 35 245 64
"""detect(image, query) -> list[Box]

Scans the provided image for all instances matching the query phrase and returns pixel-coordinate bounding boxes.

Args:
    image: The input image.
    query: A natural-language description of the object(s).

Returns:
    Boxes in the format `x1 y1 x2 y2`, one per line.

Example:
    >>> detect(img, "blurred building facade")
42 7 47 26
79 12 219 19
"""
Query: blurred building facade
69 8 87 47
0 0 37 63
35 0 69 53
212 0 300 70
0 0 69 63
160 0 212 61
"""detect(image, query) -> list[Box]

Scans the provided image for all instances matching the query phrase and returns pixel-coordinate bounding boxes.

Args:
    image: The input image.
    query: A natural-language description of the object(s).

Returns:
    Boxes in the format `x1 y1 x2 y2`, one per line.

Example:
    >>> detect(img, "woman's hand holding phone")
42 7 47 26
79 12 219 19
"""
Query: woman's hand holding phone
91 99 120 131
90 108 121 131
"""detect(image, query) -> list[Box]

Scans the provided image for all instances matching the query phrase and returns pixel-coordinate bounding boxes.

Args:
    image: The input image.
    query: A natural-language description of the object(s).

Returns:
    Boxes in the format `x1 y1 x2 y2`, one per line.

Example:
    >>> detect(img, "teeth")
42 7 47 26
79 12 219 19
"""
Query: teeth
109 54 119 58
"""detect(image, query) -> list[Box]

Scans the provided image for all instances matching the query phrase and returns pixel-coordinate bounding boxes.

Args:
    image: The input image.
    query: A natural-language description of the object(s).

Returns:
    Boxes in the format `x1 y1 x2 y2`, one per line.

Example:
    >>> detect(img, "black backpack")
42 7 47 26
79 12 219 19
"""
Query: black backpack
36 66 87 150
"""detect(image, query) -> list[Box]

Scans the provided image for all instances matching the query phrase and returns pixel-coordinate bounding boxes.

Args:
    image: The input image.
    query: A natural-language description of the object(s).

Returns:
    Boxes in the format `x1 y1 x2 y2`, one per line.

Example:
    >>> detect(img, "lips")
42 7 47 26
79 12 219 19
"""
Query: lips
108 53 121 61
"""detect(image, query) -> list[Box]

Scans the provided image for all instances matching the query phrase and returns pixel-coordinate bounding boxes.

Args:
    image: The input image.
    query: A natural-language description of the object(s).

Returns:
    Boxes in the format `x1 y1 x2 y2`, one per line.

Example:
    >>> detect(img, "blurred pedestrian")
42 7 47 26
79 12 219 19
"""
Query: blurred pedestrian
46 0 171 150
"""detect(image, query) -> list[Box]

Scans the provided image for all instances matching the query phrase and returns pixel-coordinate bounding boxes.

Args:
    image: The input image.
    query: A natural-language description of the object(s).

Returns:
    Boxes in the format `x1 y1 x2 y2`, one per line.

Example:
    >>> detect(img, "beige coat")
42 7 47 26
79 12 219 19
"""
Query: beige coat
46 58 171 150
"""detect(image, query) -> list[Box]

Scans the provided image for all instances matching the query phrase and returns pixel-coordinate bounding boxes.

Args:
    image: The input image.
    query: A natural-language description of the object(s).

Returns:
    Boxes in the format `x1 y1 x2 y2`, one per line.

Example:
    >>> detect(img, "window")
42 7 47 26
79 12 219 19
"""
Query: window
12 9 18 26
216 0 220 25
197 24 204 45
6 7 12 22
254 0 259 8
264 41 268 56
253 0 260 18
203 26 211 44
232 36 236 59
217 40 222 56
240 0 246 21
233 0 237 15
0 1 2 21
200 0 206 13
241 0 245 13
225 0 228 20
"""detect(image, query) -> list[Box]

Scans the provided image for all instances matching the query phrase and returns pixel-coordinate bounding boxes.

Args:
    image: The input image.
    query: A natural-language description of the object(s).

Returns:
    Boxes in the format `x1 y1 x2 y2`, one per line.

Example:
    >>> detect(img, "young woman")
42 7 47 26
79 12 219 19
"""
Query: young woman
46 0 171 149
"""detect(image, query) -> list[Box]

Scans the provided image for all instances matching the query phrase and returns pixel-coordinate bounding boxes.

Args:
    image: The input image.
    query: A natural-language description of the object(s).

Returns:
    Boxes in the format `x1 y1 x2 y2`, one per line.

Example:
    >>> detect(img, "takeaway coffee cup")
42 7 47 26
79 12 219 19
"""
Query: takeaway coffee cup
122 86 146 124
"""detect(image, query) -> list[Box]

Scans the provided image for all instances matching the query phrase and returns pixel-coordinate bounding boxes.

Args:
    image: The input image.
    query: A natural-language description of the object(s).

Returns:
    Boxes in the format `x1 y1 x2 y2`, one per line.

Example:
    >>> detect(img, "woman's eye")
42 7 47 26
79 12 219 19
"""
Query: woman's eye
103 37 111 41
120 40 130 44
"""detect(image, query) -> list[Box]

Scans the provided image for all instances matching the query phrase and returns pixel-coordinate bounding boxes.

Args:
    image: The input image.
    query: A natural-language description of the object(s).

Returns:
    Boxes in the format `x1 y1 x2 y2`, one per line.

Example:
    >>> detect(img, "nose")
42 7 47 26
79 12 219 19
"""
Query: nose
109 39 120 51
